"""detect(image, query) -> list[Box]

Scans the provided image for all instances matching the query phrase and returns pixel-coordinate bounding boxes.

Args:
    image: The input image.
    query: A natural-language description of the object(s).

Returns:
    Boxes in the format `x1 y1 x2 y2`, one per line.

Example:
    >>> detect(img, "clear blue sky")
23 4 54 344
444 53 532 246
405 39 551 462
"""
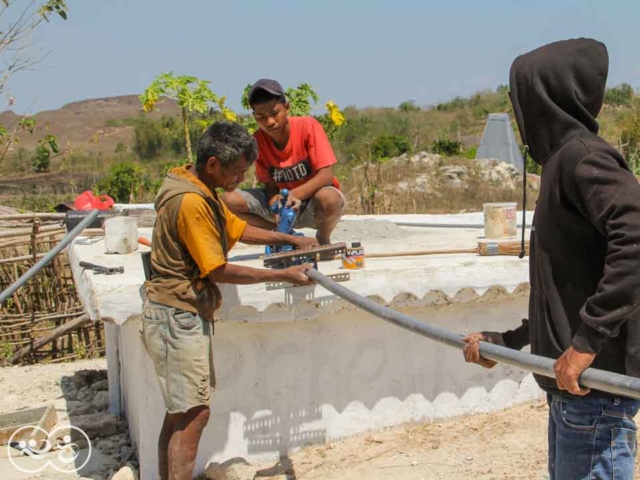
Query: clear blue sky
7 0 640 115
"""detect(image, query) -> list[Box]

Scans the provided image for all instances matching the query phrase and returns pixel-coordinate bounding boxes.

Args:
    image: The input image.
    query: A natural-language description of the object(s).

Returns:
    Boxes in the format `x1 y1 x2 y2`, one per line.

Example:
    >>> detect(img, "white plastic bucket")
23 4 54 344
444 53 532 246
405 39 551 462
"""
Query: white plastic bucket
483 202 517 239
105 217 138 254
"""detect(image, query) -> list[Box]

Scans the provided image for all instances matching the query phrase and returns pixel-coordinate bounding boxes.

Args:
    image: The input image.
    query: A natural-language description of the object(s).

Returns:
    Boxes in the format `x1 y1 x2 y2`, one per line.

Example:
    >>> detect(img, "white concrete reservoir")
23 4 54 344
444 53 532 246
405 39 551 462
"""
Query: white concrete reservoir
68 213 540 480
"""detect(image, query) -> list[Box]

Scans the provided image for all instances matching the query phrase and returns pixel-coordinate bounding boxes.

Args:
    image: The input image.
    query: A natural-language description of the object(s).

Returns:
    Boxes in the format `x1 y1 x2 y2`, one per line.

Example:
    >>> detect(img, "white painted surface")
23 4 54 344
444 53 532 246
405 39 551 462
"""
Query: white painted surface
344 211 535 227
120 294 540 480
113 204 536 228
66 214 540 480
67 219 530 325
105 216 139 254
104 323 122 416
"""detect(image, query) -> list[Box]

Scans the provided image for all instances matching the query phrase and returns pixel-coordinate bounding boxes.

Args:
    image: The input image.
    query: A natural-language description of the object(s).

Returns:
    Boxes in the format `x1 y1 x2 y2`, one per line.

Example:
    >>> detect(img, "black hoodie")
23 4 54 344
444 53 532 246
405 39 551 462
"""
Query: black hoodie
501 38 640 395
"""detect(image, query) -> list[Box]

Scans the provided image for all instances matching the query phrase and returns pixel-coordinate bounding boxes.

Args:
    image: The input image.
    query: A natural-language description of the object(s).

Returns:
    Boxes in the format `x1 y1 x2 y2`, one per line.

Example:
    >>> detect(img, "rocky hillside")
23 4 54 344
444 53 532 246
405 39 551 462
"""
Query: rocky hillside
391 151 534 193
0 95 180 156
344 151 539 215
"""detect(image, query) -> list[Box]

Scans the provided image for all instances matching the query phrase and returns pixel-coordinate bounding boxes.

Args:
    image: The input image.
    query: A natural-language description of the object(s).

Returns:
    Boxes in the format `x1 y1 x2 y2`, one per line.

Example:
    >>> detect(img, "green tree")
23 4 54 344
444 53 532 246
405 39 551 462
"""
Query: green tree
436 96 469 111
131 115 201 161
0 1 68 167
140 73 236 163
285 83 319 116
96 162 152 203
604 83 634 107
131 115 165 160
30 134 59 172
398 100 420 113
335 113 377 161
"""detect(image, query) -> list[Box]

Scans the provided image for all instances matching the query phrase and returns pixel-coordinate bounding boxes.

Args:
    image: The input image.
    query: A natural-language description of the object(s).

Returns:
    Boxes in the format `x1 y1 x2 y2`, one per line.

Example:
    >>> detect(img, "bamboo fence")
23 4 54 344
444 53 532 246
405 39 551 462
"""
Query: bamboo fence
0 218 105 364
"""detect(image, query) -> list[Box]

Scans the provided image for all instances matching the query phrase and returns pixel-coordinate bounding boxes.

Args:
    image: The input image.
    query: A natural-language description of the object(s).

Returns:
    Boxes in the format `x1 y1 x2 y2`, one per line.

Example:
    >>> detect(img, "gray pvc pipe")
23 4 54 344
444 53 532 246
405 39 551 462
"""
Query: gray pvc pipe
306 269 640 400
0 209 100 306
394 222 528 229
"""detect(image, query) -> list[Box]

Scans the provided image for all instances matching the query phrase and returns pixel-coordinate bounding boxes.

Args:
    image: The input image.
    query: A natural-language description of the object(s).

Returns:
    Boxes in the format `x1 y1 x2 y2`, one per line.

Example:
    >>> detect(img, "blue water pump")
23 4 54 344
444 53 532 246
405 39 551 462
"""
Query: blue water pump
265 189 304 257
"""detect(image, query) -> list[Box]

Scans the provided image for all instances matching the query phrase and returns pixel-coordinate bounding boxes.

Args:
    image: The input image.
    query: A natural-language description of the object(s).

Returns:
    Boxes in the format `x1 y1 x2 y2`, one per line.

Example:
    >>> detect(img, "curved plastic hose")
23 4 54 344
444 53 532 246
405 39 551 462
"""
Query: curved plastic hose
0 209 100 306
306 269 640 400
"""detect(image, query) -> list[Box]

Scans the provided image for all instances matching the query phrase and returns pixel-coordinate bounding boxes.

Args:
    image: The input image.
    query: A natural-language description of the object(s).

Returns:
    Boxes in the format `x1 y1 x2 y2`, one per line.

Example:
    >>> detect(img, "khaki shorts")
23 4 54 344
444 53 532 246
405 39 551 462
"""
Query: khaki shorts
140 299 215 414
238 186 345 229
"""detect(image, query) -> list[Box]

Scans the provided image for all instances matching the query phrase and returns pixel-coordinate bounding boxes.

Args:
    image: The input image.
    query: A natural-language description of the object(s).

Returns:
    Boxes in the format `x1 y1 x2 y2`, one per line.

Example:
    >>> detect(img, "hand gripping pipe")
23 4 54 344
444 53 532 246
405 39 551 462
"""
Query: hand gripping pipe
0 209 100 306
305 269 640 400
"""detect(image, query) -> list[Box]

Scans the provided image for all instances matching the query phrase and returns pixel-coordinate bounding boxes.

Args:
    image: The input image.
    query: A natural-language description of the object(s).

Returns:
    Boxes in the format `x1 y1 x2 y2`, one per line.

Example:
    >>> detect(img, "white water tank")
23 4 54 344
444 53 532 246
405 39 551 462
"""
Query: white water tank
105 216 138 254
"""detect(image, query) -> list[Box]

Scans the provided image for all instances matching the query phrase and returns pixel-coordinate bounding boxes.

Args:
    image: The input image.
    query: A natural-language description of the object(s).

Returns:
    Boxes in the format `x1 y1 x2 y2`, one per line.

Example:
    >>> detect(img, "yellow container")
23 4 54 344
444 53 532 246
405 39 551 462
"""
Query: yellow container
342 242 365 270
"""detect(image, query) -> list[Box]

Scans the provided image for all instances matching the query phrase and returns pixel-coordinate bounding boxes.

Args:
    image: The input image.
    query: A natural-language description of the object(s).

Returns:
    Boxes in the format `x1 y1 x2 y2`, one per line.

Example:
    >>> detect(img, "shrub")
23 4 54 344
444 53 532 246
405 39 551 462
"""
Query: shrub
432 138 462 156
605 83 634 107
372 134 410 159
398 100 420 113
96 162 153 203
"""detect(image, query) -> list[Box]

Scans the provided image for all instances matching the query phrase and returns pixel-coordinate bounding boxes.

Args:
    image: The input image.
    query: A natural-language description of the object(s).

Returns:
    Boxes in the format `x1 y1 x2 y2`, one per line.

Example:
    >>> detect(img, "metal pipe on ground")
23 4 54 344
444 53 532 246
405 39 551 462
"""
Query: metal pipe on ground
0 209 100 306
305 269 640 400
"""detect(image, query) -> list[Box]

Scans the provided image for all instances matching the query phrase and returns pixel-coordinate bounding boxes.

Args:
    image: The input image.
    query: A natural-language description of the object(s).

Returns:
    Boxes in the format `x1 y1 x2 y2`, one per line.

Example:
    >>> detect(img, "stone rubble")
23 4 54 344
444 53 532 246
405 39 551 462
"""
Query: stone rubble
63 369 139 480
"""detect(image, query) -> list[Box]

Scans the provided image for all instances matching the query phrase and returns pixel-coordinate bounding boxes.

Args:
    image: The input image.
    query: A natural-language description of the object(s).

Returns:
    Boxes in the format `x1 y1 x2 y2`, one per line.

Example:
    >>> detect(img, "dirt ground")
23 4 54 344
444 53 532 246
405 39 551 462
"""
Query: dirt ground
254 399 550 480
0 359 107 415
255 397 640 480
3 361 640 480
0 359 128 480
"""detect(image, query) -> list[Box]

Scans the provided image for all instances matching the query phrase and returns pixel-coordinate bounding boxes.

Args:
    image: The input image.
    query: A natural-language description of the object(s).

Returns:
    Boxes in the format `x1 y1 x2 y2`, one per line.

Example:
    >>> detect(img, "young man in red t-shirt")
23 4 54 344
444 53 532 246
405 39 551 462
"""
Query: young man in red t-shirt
222 79 344 245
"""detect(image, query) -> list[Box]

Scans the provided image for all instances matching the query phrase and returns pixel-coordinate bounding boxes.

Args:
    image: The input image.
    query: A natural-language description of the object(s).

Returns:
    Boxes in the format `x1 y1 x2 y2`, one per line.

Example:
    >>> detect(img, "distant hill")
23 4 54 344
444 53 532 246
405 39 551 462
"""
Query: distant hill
0 87 636 212
0 95 181 156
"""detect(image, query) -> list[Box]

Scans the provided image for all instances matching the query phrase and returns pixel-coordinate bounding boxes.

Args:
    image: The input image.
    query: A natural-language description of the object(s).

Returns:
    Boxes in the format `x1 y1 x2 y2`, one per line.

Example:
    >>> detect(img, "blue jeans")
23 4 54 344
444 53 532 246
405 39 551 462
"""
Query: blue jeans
548 393 640 479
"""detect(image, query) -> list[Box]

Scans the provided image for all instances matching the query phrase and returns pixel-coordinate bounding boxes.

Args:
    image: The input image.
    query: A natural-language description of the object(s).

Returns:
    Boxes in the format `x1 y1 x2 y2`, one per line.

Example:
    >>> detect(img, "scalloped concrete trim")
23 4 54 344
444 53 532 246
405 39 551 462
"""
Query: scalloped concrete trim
116 282 530 325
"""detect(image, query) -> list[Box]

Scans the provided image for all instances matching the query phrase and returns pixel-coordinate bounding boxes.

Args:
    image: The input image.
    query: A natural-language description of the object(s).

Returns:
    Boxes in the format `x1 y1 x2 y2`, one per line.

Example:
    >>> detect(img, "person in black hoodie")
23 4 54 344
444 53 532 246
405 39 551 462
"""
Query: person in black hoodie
463 38 640 479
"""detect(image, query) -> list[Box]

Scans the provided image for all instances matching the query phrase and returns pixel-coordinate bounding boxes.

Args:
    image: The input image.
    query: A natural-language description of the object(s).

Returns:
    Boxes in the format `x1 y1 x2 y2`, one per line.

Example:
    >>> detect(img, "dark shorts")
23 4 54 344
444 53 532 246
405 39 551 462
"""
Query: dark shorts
238 187 345 229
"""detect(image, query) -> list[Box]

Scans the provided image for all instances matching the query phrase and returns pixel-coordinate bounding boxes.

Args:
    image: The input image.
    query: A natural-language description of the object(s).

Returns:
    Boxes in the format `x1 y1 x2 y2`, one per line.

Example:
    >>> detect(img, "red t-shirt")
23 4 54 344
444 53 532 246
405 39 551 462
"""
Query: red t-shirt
254 116 341 190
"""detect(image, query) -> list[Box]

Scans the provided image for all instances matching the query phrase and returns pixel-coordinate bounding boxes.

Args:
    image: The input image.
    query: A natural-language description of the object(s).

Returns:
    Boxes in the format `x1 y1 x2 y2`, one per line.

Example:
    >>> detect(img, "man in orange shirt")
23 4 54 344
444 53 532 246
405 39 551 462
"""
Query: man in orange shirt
222 79 344 245
142 121 318 480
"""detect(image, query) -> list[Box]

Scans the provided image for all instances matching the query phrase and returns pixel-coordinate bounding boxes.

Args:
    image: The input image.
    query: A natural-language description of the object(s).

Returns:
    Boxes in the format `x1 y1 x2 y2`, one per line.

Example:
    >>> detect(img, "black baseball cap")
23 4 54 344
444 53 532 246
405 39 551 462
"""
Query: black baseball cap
248 79 285 104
